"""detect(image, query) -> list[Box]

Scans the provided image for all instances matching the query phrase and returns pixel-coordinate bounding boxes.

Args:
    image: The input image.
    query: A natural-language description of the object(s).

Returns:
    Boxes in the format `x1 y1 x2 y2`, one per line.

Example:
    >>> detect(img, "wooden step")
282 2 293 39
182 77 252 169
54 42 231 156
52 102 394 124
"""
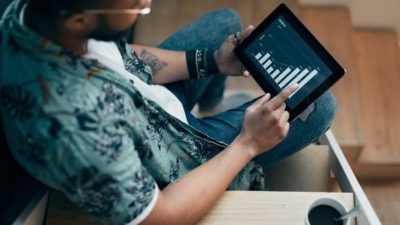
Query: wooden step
352 163 400 179
359 179 400 225
135 0 299 46
299 7 364 161
264 145 333 192
353 29 400 164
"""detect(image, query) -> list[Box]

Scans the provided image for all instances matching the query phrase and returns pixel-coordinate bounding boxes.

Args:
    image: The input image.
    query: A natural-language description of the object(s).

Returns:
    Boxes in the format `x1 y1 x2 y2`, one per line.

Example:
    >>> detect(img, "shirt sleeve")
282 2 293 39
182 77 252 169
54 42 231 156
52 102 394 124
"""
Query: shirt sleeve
115 39 154 84
10 104 160 225
50 121 159 225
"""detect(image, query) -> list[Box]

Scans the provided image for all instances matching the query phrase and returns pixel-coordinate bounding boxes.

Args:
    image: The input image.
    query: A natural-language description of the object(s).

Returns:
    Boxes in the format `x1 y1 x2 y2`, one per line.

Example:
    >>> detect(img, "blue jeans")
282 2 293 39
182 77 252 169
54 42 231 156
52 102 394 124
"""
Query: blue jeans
158 9 337 169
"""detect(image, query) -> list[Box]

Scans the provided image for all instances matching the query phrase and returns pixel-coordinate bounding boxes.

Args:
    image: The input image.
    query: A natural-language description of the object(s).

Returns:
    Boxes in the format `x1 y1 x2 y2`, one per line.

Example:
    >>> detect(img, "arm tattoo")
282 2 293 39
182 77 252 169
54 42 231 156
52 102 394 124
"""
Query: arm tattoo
139 49 168 75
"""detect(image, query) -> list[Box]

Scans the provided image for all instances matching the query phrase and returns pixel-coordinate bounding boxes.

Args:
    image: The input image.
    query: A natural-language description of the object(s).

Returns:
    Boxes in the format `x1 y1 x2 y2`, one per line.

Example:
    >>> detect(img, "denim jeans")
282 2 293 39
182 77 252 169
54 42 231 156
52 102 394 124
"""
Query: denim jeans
158 8 337 169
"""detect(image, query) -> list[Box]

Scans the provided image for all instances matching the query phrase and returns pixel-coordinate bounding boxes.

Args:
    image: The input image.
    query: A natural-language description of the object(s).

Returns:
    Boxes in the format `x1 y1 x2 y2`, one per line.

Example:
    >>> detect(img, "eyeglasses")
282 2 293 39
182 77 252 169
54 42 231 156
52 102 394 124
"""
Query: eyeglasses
61 0 152 16
86 0 152 15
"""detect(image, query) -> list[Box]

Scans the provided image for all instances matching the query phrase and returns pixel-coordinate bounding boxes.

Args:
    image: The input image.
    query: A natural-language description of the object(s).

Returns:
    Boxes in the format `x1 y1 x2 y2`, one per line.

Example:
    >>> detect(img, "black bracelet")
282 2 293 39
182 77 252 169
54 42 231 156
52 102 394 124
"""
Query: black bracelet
186 49 220 79
206 50 220 76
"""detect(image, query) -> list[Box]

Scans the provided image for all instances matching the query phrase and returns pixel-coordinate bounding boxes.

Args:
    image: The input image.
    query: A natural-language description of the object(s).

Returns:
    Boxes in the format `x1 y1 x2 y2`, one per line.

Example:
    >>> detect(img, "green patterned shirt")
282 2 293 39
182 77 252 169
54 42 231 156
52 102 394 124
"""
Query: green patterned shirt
0 1 264 224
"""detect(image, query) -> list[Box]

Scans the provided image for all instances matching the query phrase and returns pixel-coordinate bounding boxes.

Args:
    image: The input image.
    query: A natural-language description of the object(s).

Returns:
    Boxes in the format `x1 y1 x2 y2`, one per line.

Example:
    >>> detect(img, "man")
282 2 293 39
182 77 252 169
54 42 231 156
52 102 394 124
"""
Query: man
0 0 337 224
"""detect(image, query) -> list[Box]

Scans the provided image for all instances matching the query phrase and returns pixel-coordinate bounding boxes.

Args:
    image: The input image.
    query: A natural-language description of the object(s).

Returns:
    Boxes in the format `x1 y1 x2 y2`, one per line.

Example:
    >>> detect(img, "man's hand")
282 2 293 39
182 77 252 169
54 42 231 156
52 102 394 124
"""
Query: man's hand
235 84 299 158
215 25 255 76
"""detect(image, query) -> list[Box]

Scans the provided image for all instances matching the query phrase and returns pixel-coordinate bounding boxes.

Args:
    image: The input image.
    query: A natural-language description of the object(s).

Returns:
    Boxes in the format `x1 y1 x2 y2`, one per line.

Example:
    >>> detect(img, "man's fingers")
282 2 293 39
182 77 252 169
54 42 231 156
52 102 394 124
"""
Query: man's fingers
228 25 254 45
239 25 255 40
250 93 271 110
280 111 290 125
283 121 290 135
269 83 299 110
274 103 286 117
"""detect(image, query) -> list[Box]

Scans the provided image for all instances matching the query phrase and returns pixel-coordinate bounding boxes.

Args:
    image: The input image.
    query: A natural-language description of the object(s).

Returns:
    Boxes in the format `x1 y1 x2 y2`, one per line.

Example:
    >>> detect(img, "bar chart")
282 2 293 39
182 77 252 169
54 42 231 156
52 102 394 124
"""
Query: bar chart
254 51 319 96
244 16 332 103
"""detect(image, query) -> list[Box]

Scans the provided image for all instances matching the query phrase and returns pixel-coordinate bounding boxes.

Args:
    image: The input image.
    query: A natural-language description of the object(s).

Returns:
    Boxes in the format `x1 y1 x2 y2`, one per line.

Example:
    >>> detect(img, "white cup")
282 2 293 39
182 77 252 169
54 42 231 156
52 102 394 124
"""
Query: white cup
305 197 351 225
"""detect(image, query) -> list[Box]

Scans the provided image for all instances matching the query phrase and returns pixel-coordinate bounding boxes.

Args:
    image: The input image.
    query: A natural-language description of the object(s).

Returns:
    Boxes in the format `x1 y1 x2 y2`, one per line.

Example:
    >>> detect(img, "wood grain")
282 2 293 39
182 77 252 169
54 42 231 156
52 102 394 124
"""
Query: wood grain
360 179 400 225
197 191 354 225
353 29 400 163
264 145 332 192
46 190 354 225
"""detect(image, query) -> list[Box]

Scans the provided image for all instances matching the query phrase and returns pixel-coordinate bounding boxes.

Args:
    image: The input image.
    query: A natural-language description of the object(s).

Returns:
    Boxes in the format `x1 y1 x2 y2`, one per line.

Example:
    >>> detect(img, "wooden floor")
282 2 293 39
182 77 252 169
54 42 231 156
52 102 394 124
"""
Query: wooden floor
360 179 400 225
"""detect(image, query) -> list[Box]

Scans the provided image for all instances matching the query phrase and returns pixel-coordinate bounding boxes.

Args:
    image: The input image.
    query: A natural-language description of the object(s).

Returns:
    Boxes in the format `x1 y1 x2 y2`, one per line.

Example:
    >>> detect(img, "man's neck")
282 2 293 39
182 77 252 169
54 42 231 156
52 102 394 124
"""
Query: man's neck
25 6 89 55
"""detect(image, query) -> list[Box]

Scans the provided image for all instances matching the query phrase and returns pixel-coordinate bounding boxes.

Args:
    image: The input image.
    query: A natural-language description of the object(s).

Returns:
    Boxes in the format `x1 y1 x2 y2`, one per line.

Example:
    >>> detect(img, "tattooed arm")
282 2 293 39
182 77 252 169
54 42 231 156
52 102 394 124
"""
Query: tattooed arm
130 27 255 85
130 45 189 84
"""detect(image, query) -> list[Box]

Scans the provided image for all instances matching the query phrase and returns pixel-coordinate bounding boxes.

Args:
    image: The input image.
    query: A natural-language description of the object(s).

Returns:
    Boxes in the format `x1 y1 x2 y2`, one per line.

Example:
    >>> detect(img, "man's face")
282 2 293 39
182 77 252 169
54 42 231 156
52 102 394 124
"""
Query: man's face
88 0 141 41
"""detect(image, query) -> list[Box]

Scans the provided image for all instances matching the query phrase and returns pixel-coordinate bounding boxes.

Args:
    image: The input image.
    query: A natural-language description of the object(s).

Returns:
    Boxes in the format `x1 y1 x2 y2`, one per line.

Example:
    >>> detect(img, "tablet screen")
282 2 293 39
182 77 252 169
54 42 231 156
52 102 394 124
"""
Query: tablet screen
243 16 333 109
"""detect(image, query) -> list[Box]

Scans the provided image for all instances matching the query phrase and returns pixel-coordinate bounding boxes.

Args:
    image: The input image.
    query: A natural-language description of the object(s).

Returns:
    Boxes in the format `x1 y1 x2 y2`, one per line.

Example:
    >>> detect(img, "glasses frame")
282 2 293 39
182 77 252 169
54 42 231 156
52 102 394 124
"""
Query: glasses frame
84 8 151 15
60 0 152 16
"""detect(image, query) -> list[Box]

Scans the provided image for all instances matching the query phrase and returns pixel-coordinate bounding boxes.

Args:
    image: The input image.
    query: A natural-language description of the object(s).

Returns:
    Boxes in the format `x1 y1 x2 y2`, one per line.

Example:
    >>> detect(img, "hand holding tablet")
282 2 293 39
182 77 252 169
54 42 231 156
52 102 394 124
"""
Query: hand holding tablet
234 4 345 121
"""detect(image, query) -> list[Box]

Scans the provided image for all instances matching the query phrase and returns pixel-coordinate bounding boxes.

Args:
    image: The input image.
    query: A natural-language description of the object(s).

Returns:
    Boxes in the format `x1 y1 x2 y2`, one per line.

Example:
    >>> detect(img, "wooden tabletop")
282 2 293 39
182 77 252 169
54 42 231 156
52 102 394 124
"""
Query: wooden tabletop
197 191 354 225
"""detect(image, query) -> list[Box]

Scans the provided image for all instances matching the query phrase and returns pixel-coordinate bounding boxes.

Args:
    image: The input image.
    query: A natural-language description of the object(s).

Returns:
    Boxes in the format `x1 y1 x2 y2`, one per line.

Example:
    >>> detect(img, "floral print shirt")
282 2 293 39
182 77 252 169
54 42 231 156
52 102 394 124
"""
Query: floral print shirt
0 1 264 224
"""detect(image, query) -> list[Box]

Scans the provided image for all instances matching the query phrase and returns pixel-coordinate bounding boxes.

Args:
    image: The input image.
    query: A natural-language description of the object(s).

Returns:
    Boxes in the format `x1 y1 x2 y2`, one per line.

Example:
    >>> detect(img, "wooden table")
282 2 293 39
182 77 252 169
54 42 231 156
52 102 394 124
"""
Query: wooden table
13 130 382 225
197 191 353 225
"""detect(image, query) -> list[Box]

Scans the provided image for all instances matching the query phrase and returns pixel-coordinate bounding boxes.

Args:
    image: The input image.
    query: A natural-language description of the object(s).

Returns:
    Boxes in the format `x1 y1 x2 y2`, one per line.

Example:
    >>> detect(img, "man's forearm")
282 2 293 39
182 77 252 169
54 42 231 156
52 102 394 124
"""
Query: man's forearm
131 45 190 84
141 138 255 225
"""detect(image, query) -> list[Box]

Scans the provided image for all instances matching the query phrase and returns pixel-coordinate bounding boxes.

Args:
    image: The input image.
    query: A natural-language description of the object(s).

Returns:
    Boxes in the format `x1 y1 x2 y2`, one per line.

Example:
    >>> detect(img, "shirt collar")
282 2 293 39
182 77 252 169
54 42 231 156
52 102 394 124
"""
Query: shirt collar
1 0 71 56
18 3 26 26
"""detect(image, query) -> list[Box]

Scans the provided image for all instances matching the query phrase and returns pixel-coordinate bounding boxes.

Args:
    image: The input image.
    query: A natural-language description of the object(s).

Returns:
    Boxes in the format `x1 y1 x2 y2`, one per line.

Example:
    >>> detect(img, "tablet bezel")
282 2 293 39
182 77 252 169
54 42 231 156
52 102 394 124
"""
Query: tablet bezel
234 4 345 121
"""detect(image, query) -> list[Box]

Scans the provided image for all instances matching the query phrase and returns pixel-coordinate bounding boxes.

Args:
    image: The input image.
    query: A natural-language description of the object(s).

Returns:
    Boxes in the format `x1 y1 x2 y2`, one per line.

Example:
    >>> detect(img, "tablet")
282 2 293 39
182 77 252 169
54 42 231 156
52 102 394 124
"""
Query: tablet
234 4 345 121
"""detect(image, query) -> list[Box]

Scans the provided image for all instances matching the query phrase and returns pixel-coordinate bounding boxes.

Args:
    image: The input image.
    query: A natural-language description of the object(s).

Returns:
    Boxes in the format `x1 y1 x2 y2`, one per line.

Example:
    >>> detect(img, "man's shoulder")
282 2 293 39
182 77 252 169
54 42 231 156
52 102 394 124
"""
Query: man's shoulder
1 57 107 119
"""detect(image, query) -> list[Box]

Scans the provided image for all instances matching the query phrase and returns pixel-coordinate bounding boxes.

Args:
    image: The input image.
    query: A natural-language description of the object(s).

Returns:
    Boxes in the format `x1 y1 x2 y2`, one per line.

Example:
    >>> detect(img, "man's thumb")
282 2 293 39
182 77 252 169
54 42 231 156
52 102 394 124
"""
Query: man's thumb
240 25 255 39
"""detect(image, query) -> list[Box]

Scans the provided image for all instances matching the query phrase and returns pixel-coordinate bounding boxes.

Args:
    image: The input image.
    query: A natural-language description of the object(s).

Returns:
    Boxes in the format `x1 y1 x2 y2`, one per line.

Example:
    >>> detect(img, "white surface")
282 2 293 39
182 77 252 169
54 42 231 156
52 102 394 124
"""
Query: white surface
320 130 382 225
197 191 354 225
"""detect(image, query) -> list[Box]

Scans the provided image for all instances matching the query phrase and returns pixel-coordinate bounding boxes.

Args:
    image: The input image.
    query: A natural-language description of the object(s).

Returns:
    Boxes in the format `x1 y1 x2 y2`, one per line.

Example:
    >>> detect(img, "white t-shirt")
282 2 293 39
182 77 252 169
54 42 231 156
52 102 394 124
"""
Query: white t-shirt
84 39 188 124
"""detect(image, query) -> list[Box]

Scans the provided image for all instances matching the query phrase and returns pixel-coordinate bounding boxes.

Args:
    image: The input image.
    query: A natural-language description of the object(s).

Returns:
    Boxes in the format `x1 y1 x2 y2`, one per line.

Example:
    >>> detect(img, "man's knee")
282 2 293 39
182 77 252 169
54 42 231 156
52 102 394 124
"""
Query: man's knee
298 91 338 135
317 91 338 125
213 8 243 34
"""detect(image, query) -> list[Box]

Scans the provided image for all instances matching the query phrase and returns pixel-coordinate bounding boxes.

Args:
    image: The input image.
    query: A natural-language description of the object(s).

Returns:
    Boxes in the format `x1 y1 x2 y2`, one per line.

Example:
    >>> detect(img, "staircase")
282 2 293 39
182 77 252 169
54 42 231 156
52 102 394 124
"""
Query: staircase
299 7 364 161
350 29 400 178
298 7 400 178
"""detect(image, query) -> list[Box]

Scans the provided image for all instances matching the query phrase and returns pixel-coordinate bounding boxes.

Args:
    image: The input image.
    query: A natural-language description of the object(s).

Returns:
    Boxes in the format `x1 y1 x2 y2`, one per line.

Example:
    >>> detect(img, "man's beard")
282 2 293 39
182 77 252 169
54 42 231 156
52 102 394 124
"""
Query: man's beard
89 16 132 42
90 27 130 42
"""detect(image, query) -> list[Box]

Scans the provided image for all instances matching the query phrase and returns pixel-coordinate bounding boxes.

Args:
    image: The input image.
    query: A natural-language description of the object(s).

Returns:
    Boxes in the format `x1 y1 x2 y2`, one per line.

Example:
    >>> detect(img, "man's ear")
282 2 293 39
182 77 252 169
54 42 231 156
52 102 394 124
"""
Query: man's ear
64 13 97 33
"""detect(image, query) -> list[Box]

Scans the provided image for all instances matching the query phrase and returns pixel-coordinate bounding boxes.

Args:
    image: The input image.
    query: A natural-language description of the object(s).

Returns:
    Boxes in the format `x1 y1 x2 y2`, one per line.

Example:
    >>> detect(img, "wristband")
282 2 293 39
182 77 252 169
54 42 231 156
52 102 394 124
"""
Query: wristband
186 49 220 79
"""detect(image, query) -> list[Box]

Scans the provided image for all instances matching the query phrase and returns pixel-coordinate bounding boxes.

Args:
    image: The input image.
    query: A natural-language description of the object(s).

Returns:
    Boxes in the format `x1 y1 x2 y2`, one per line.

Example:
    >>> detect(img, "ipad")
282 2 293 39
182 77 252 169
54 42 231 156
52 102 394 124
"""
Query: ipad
234 4 345 121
